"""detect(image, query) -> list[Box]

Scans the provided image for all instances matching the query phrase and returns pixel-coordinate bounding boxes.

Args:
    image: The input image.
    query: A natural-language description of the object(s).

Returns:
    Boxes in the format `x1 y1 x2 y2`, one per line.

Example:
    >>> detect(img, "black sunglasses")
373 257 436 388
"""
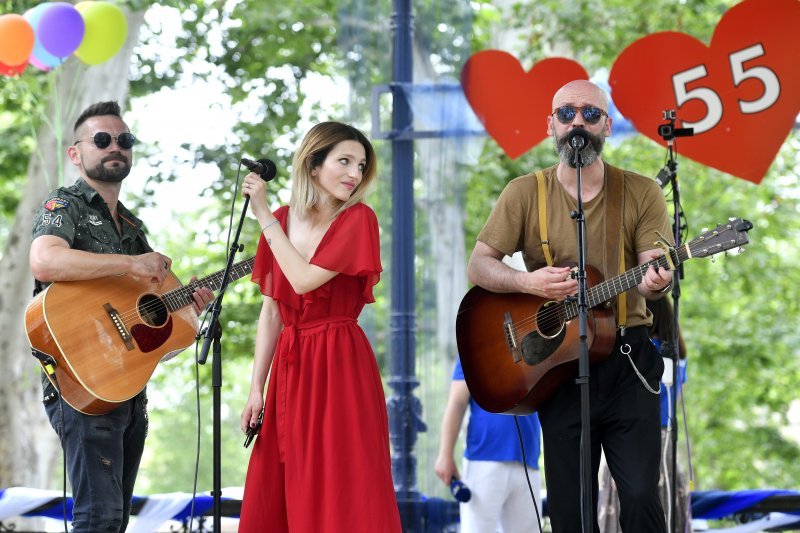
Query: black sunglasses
74 132 136 150
553 105 608 125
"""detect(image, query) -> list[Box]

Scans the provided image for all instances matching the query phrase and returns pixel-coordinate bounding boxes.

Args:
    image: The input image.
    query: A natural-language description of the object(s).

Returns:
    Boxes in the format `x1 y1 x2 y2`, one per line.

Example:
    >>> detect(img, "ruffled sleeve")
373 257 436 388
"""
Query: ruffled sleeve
311 202 382 302
250 205 289 297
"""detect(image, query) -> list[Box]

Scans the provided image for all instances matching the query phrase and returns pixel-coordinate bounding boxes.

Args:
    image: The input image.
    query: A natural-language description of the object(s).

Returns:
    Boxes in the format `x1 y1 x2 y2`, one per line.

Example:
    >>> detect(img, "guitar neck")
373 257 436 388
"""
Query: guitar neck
163 257 256 312
562 246 688 321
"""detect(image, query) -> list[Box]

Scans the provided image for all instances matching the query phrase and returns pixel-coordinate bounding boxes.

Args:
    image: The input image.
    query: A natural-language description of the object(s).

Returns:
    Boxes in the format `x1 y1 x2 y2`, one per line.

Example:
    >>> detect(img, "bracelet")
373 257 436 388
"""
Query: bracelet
657 280 673 293
261 219 280 233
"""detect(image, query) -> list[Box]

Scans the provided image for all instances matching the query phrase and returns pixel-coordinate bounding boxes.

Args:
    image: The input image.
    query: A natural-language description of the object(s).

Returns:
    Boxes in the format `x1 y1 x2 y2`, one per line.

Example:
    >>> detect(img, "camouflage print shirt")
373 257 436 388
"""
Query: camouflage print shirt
32 179 152 271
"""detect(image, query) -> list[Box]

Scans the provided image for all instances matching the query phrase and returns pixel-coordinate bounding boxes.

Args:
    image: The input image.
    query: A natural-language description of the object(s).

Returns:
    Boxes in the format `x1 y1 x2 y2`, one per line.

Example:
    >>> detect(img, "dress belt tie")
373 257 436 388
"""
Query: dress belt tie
275 316 357 461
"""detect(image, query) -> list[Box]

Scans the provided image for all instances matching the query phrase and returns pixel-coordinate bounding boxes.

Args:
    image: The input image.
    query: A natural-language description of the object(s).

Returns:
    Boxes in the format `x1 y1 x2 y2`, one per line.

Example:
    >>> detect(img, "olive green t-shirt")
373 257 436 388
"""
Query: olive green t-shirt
477 163 672 327
32 179 151 262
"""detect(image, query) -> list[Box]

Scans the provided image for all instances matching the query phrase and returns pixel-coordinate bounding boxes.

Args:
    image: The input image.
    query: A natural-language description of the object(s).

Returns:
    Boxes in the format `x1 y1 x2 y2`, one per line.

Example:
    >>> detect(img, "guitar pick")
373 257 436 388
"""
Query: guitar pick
609 0 800 184
461 50 589 159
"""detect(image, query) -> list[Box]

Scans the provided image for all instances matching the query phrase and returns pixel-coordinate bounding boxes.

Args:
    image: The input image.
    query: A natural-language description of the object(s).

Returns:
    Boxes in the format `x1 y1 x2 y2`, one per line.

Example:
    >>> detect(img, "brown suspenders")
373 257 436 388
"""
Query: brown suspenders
535 167 626 329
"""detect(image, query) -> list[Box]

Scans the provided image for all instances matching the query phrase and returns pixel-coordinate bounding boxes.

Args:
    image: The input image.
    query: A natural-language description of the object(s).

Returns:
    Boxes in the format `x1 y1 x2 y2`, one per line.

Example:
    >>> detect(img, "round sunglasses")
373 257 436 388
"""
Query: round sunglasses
74 132 136 150
552 105 608 125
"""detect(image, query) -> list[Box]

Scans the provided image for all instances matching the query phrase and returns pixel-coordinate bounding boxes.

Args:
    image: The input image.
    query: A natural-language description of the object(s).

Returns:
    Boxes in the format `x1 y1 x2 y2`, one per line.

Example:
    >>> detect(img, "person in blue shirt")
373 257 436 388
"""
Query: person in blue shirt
435 358 542 533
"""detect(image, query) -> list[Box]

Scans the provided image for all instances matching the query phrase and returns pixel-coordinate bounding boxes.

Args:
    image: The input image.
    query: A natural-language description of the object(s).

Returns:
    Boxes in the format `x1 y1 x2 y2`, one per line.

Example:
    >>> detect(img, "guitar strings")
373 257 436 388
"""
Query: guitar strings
113 234 718 336
507 232 722 335
112 260 254 326
505 255 674 337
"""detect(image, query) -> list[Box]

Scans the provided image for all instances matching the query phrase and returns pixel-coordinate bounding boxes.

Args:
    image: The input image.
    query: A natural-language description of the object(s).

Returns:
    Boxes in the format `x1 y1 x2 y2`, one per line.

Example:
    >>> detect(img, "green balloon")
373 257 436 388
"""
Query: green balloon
74 1 127 66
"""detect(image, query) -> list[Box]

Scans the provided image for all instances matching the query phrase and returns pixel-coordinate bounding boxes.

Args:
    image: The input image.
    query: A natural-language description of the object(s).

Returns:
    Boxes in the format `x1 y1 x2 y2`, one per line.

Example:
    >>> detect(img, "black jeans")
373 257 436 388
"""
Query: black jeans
43 374 148 532
539 326 666 533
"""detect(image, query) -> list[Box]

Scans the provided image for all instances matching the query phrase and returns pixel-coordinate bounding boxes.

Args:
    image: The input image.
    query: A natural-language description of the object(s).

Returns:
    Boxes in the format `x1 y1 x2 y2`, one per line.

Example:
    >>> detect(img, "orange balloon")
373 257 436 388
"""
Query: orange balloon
0 14 35 66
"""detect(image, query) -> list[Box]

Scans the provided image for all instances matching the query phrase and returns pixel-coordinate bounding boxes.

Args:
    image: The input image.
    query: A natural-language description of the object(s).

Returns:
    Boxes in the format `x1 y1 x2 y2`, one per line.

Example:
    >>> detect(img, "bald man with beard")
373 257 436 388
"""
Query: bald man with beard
467 80 671 532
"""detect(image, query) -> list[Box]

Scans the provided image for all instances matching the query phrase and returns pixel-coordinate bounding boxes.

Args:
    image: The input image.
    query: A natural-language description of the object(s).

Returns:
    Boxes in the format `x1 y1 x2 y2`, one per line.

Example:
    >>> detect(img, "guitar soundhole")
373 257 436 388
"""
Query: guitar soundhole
519 301 567 366
537 301 564 338
138 294 169 327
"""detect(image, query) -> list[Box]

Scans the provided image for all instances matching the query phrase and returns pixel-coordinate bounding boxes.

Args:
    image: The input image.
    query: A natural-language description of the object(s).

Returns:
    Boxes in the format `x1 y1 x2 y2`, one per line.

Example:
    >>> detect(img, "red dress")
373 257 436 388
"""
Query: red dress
239 203 402 532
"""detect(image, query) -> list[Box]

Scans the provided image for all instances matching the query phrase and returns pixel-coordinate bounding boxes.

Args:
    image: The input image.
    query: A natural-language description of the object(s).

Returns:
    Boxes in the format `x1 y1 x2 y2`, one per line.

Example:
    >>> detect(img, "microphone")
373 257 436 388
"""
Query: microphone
449 477 471 503
241 158 277 181
654 166 673 189
654 160 677 189
567 128 589 150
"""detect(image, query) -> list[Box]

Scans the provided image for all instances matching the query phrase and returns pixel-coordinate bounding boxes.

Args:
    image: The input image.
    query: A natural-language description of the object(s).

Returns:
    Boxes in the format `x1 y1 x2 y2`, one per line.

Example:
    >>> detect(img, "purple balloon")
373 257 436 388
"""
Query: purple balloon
38 2 85 58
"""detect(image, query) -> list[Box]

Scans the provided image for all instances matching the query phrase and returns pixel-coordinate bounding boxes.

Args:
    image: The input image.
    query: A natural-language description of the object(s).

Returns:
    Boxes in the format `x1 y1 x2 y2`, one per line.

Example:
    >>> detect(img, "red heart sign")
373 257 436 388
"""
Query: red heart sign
609 0 800 184
461 51 588 159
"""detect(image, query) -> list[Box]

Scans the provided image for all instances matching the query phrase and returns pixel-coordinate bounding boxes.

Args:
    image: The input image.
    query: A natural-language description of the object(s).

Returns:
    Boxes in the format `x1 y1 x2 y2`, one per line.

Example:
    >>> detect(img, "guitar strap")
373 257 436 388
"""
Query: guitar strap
535 166 626 329
535 171 554 266
137 232 154 253
604 165 626 331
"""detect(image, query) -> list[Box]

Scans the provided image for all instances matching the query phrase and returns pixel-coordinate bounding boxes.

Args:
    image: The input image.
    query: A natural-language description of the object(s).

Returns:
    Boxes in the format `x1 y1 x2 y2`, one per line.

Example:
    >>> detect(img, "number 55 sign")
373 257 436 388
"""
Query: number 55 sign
609 0 800 184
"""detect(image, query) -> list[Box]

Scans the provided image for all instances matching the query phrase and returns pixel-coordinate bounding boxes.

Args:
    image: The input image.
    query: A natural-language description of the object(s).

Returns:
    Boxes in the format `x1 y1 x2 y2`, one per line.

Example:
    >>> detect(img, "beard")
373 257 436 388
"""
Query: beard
84 153 131 182
553 128 606 168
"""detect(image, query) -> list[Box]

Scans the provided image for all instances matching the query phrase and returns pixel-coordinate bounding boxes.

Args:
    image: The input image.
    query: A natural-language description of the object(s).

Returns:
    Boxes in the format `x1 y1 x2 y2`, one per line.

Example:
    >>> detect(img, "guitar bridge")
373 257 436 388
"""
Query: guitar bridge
504 312 522 363
104 303 135 351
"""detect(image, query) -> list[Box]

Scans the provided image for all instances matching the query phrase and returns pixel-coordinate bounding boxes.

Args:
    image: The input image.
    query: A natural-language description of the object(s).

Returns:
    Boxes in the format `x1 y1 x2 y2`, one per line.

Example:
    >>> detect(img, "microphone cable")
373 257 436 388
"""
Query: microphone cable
514 415 543 531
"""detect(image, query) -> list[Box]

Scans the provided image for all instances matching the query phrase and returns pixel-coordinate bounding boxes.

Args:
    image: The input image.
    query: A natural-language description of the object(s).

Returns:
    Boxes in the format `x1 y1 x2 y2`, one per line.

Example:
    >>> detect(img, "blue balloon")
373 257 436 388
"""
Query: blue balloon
23 3 62 70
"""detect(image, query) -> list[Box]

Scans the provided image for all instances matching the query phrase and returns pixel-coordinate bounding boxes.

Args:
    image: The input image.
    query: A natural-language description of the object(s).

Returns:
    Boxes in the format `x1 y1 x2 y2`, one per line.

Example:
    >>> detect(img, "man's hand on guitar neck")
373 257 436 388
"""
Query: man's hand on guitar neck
187 276 215 315
636 248 674 299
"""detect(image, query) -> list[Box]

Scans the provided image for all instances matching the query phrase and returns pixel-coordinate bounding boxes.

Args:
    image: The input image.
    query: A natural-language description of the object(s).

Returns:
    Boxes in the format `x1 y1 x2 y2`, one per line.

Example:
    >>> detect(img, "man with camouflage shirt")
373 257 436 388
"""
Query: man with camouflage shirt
29 101 214 532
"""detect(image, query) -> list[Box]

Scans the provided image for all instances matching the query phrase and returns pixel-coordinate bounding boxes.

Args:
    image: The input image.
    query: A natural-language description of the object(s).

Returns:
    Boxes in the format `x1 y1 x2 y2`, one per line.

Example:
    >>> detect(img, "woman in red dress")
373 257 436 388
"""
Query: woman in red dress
238 122 402 532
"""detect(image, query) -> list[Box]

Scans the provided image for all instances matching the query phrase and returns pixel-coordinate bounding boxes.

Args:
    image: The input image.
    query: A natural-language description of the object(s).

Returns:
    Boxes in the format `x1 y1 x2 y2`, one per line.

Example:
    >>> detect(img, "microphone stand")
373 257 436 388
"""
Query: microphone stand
666 144 683 533
568 137 593 533
669 162 683 533
656 111 692 533
197 192 252 532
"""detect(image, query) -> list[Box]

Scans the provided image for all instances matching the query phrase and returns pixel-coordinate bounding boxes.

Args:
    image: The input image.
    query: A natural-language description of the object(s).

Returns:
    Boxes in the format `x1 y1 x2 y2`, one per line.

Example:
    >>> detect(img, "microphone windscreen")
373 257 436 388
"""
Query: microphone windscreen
256 159 277 181
241 157 278 181
567 128 588 150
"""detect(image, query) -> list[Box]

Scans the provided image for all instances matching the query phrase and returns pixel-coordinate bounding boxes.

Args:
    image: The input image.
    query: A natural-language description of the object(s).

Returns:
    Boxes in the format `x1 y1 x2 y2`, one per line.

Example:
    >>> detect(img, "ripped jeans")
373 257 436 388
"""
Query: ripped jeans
42 374 148 532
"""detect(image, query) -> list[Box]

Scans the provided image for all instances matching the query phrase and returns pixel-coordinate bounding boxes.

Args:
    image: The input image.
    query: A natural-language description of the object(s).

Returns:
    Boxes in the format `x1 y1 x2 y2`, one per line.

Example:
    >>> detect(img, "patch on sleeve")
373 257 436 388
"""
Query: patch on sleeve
44 197 70 211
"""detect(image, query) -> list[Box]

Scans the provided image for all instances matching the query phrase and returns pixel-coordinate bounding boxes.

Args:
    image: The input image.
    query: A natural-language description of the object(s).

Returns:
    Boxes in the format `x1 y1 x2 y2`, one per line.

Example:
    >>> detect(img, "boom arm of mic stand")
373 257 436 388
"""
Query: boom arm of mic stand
198 195 252 365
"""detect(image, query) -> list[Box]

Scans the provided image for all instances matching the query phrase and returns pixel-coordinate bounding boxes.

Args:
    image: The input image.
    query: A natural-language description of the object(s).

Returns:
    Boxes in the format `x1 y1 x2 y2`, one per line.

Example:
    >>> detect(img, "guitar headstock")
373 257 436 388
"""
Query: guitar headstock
687 218 752 259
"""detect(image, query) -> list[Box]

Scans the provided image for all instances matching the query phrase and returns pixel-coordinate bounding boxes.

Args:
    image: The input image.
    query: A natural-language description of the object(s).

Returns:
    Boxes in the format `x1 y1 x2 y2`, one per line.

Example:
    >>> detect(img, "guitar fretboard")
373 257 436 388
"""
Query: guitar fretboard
162 257 256 312
554 218 750 320
562 244 690 320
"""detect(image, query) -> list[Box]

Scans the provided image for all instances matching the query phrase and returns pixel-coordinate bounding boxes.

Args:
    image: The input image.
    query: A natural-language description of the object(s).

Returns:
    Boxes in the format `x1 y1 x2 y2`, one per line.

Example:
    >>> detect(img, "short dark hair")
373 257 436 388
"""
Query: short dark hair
73 101 123 133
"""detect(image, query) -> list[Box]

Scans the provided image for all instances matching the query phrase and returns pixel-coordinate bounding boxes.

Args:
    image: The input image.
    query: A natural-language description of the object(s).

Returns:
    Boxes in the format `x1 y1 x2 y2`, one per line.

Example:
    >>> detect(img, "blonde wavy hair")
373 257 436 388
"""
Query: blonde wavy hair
289 121 377 219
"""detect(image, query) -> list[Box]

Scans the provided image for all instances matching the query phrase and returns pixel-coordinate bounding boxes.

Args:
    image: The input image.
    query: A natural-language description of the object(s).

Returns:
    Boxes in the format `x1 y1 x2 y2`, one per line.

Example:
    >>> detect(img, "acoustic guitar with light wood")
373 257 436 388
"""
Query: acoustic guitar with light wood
25 258 255 415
